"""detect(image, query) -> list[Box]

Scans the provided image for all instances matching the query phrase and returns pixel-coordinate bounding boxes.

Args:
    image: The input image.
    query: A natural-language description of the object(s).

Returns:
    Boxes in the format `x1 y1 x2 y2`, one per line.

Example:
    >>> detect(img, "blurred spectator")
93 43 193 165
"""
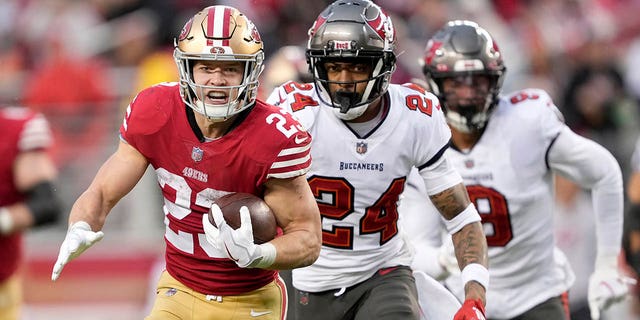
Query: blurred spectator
18 0 114 170
561 36 639 176
259 45 311 99
21 43 113 173
625 37 640 102
624 137 640 318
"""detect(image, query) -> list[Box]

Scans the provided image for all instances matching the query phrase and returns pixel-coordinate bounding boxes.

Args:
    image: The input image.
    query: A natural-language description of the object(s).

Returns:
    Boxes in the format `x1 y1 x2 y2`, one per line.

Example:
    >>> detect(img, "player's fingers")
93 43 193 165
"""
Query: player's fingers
51 252 68 281
51 264 62 281
88 231 105 244
201 214 220 236
589 301 600 320
210 204 226 227
239 206 252 231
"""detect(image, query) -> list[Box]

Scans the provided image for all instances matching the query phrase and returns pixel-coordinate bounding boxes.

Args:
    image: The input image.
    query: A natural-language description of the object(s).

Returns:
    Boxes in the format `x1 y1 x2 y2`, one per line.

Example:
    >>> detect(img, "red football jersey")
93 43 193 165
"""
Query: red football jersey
120 83 312 295
0 107 53 281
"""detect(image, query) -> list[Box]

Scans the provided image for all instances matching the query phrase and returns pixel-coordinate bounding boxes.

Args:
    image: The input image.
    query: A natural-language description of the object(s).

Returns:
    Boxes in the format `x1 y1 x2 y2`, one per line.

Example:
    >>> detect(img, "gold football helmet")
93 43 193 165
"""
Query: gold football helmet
174 6 264 120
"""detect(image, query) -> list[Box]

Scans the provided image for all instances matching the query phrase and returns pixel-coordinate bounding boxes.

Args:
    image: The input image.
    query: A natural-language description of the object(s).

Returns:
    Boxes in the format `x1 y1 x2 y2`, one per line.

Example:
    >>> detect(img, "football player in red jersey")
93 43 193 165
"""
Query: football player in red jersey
0 106 61 320
51 5 321 320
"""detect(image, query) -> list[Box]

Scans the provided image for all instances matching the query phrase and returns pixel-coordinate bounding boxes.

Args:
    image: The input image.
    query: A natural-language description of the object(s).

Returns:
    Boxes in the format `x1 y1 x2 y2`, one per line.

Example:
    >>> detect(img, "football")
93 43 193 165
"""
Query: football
209 192 277 244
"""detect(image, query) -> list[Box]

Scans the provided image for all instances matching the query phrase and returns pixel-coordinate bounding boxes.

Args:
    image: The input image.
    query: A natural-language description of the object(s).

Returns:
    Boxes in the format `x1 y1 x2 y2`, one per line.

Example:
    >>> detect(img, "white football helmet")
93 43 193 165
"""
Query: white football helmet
174 6 264 121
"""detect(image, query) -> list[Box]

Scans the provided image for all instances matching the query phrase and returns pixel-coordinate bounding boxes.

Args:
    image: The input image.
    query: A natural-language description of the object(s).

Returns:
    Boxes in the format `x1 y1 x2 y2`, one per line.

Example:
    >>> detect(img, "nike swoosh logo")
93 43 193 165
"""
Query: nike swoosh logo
378 266 398 276
224 244 239 262
250 310 272 317
294 135 308 144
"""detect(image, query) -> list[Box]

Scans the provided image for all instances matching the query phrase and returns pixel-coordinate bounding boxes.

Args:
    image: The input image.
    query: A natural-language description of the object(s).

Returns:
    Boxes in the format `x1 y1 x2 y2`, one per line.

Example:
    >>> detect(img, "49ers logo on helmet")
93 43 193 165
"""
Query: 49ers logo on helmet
243 20 262 43
178 17 194 41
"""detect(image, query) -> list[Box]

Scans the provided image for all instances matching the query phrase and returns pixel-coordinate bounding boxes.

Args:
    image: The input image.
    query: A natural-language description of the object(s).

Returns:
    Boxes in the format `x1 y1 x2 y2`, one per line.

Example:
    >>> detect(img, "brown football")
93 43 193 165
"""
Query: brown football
209 192 277 244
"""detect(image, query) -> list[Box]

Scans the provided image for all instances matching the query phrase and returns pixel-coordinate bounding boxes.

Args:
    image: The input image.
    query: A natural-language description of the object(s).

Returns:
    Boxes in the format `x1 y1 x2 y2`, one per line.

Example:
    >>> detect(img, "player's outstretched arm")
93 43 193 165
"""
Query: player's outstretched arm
263 174 322 270
548 127 632 319
430 182 488 320
51 140 149 281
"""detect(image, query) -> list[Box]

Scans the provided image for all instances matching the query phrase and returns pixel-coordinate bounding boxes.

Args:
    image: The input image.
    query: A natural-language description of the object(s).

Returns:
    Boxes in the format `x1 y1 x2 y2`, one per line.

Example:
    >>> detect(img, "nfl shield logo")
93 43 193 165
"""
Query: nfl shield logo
464 159 474 168
356 141 368 154
191 146 203 162
298 291 309 305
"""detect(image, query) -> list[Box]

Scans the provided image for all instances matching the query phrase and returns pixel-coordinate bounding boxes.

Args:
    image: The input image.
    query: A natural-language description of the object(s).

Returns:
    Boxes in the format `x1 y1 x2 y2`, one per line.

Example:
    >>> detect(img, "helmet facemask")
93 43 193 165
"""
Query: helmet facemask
308 56 395 120
174 51 264 121
433 73 500 133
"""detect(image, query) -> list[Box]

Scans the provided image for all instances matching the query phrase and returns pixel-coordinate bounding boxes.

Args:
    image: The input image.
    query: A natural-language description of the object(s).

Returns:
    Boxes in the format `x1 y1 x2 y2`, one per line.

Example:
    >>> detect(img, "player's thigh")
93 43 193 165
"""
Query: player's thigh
231 276 287 320
355 266 420 320
145 272 195 320
0 274 21 320
146 271 286 320
293 288 347 320
509 295 568 320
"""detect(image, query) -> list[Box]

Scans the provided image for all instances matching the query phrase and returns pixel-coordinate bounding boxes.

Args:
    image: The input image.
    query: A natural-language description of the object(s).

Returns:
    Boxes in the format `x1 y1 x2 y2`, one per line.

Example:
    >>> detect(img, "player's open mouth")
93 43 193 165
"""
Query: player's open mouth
206 91 228 104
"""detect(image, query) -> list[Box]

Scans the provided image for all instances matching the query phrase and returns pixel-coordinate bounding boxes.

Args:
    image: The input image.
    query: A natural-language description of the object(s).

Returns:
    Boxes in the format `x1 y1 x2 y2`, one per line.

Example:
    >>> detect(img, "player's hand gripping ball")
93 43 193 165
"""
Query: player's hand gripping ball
208 192 277 244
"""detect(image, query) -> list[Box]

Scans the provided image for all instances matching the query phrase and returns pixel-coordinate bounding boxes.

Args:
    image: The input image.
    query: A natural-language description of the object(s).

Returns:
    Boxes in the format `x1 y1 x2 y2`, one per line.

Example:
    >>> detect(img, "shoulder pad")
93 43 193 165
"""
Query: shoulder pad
121 84 178 137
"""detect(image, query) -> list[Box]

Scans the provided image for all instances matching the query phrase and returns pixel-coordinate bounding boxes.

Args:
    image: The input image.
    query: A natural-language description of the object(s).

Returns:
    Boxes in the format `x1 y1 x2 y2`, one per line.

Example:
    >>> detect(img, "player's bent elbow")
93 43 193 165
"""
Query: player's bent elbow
299 231 322 267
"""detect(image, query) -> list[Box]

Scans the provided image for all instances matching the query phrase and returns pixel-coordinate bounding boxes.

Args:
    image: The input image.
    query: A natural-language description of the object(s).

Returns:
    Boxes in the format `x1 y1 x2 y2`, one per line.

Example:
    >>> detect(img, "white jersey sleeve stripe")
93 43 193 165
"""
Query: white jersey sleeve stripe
267 167 310 179
19 115 53 151
278 143 311 156
271 154 311 169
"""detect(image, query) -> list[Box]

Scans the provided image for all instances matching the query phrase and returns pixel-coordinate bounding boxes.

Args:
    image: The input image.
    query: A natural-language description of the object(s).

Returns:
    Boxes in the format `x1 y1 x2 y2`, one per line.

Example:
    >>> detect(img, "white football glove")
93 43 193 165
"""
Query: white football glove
588 253 635 320
201 204 276 268
51 221 104 281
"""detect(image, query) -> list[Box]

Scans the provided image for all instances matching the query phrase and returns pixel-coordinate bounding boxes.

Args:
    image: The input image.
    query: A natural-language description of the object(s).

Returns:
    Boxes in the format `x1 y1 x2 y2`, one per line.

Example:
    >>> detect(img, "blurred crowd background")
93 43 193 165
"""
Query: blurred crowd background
3 0 640 319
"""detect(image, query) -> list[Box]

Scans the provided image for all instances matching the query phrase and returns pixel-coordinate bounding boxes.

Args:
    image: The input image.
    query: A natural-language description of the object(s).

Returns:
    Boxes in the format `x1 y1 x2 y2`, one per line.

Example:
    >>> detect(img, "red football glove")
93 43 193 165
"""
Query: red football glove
453 299 486 320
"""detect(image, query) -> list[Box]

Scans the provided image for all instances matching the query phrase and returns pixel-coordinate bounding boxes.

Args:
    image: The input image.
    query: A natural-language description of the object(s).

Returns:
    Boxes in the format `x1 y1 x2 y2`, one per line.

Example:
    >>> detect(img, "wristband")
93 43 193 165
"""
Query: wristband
250 242 277 268
461 263 489 290
0 207 14 235
445 203 481 234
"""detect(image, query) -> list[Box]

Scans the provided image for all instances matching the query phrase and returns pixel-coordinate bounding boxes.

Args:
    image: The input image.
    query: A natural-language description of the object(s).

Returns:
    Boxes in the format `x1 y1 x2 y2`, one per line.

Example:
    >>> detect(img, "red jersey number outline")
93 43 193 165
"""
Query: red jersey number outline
282 81 318 112
307 175 405 249
466 184 513 247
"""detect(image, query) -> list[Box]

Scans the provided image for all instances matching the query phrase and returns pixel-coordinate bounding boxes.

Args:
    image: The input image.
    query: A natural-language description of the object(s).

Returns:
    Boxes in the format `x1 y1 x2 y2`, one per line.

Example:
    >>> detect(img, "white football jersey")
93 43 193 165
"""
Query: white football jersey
441 89 571 318
267 82 452 292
